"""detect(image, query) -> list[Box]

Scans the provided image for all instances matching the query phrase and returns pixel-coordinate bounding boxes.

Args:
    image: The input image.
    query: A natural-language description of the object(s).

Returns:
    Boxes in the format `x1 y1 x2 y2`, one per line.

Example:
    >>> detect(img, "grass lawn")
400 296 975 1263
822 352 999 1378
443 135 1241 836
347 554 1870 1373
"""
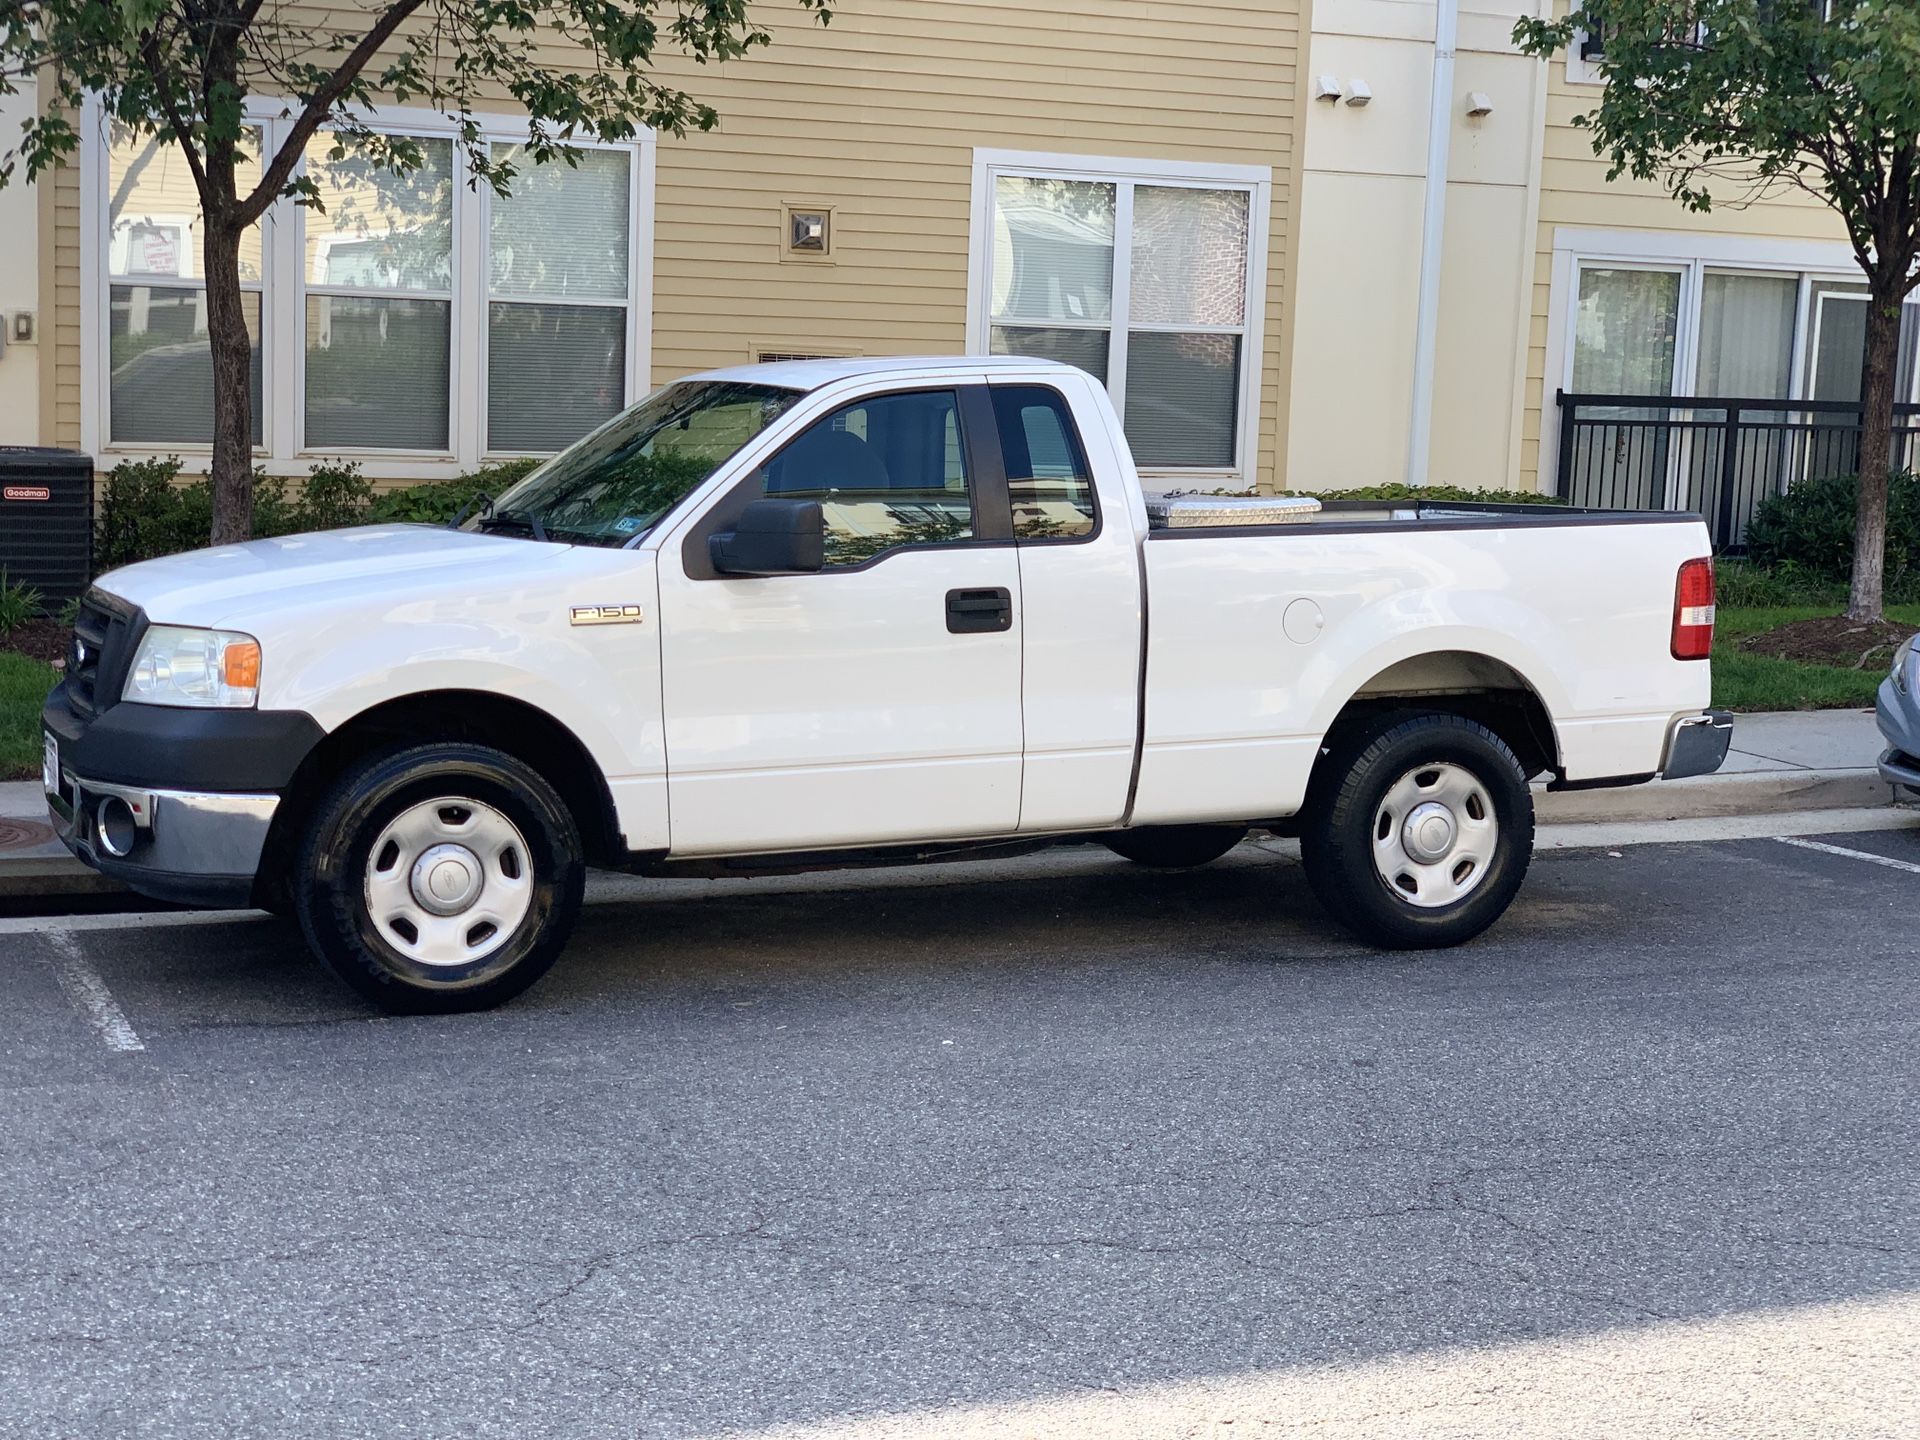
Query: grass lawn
1714 604 1920 712
0 652 58 781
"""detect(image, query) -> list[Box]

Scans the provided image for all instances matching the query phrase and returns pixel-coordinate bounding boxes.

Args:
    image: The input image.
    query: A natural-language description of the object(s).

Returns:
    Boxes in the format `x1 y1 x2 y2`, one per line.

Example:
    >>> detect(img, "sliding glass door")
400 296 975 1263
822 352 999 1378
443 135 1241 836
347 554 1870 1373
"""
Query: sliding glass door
1690 272 1797 542
1569 266 1681 509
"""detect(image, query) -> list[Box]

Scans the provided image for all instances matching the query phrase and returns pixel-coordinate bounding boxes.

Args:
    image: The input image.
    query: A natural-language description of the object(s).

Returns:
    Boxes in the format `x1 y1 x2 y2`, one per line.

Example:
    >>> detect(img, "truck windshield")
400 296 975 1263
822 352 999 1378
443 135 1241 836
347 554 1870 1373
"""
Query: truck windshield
464 380 805 546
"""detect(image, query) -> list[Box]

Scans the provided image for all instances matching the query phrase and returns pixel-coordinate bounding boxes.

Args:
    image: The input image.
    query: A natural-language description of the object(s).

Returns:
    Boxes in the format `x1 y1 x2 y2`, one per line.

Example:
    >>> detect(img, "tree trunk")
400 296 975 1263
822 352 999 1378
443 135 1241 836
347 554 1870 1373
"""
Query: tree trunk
1847 281 1904 623
202 221 256 546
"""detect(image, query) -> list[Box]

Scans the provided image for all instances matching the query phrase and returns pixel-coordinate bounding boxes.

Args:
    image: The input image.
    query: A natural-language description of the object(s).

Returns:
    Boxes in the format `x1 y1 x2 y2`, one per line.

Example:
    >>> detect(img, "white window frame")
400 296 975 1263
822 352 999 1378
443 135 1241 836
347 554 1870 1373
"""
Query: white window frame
294 118 461 461
1566 12 1605 87
79 93 655 479
965 147 1272 487
478 135 645 459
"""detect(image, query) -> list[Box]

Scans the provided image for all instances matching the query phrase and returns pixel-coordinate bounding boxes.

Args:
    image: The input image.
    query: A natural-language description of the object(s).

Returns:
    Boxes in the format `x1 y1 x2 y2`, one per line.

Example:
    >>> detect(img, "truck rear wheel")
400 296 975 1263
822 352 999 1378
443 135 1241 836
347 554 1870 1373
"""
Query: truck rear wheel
1104 825 1247 869
1300 712 1532 949
294 742 585 1014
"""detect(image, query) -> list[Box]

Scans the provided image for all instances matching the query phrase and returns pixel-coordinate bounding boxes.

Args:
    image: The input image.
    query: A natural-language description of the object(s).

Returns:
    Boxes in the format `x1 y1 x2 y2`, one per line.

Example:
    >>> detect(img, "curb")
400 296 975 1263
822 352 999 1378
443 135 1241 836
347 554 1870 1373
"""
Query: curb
0 855 124 899
1534 767 1899 825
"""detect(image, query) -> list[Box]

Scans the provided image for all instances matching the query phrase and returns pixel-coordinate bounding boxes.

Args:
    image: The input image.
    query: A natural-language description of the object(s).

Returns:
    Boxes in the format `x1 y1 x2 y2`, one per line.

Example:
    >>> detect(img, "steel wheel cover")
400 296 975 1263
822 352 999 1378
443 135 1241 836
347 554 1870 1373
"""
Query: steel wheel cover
363 796 534 966
1370 761 1498 909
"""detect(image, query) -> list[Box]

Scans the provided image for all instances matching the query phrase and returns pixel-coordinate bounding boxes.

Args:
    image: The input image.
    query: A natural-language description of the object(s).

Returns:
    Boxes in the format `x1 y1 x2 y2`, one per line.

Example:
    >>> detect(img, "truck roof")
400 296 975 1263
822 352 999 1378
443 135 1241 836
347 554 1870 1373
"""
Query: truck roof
688 354 1077 391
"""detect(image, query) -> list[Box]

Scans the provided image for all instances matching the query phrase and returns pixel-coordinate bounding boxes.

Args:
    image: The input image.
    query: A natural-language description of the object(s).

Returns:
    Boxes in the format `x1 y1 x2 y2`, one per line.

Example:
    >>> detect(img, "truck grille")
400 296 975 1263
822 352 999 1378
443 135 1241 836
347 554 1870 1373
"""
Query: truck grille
66 590 138 719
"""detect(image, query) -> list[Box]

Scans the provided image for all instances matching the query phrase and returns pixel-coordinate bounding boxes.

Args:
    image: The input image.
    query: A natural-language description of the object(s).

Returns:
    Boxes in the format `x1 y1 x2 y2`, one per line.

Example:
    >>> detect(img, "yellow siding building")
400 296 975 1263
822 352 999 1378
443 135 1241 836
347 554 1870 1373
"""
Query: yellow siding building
11 0 1308 494
0 0 1885 531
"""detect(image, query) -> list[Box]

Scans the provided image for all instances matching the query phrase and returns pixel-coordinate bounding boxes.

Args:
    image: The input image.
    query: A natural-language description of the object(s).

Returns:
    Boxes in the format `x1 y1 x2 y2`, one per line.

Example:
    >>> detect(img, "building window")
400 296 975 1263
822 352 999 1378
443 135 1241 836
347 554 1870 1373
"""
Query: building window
969 149 1271 481
302 131 455 452
84 100 653 472
106 127 264 445
1567 4 1606 84
486 143 633 454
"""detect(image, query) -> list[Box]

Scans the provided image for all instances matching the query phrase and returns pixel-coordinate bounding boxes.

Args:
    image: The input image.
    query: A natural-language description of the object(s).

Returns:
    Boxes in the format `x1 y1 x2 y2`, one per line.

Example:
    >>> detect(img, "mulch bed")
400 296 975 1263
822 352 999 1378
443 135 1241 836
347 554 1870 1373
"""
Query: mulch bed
1 618 67 667
1739 614 1919 671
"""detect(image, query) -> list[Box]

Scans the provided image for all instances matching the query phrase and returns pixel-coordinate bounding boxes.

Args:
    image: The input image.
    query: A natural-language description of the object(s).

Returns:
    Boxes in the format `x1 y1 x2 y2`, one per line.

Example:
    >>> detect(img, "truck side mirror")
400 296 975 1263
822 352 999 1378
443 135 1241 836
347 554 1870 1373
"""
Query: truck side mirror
710 498 826 576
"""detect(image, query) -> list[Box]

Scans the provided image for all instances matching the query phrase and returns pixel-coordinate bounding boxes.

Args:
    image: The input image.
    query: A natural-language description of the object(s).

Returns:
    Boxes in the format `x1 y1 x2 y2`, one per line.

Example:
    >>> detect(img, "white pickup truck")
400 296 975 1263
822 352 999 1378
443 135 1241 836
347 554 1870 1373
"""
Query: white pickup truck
45 357 1730 1012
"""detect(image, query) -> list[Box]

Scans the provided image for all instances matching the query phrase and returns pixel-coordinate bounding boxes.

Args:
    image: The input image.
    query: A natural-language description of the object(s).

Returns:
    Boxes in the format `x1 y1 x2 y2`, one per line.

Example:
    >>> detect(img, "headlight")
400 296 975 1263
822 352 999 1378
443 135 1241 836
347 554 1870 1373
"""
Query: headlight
1893 637 1915 691
122 626 261 708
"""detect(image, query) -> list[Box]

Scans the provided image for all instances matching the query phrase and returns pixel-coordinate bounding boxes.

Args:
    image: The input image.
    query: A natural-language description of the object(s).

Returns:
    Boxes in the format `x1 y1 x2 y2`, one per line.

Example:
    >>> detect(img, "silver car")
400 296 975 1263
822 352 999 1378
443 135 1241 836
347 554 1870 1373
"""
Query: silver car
1876 636 1920 795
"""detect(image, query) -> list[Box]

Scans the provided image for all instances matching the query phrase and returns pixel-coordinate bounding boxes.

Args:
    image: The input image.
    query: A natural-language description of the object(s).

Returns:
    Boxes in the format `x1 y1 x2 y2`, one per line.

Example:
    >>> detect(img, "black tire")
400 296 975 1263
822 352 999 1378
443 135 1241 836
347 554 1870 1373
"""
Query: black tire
293 742 585 1014
1299 711 1533 949
1104 824 1248 869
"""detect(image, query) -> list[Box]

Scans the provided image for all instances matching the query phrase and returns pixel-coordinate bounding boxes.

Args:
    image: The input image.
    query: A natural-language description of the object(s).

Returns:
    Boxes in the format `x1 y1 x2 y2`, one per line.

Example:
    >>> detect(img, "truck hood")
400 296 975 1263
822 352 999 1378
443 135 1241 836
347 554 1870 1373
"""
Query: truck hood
95 525 584 629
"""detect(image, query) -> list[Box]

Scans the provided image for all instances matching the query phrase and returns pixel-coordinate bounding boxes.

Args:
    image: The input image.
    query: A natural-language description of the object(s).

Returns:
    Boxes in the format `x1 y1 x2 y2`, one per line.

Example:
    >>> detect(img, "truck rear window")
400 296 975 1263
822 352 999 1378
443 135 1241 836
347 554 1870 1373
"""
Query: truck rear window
992 385 1096 541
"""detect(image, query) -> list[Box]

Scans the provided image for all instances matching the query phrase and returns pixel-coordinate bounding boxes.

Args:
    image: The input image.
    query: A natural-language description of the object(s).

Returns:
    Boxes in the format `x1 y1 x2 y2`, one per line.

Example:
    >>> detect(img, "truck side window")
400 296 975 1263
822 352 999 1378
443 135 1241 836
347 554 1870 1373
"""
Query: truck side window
992 385 1096 541
759 389 975 568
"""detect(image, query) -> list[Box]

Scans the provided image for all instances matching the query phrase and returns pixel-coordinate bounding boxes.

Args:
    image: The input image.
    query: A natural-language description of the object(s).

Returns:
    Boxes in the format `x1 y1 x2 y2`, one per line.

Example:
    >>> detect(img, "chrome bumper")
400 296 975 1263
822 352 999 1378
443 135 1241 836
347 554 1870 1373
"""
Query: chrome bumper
1661 709 1734 781
49 768 278 907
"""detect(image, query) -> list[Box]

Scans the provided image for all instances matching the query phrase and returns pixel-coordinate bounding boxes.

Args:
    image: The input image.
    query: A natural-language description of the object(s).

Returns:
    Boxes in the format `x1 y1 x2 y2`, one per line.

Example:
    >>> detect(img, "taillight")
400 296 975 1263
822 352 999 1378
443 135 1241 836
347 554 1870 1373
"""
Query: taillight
1672 556 1715 660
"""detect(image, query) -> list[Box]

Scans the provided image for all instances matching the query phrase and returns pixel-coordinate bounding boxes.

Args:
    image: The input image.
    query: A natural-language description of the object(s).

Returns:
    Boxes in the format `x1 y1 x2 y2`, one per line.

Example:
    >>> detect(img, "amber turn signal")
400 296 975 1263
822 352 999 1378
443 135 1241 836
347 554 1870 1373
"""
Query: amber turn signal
223 639 262 689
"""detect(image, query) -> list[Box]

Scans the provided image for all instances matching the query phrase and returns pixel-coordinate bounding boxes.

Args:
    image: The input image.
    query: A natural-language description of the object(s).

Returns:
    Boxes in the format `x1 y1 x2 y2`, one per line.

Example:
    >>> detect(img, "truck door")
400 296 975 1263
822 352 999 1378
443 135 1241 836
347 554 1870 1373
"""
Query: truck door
656 383 1025 855
985 376 1146 832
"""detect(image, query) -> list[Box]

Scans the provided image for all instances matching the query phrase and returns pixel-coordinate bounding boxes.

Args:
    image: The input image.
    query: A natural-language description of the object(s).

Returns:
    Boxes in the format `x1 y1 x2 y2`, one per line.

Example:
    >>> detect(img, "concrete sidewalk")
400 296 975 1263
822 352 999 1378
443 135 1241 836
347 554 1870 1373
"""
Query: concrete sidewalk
0 708 1904 898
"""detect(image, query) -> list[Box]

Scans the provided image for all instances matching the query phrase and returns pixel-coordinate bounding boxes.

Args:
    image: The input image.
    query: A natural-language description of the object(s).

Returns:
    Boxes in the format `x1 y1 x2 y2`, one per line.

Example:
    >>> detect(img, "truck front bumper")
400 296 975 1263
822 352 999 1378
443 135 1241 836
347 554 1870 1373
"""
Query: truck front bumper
48 771 278 907
42 677 325 908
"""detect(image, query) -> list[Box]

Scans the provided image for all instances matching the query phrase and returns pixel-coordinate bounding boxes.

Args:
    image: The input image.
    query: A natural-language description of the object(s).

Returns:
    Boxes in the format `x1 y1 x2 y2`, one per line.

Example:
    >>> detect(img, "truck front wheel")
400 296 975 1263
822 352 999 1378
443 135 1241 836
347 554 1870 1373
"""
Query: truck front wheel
294 742 586 1014
1300 712 1533 949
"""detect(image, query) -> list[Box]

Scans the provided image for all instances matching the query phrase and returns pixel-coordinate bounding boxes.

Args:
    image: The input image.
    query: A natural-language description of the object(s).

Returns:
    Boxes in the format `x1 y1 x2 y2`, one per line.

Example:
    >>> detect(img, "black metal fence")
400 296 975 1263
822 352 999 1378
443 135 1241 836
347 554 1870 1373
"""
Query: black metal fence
1553 391 1920 549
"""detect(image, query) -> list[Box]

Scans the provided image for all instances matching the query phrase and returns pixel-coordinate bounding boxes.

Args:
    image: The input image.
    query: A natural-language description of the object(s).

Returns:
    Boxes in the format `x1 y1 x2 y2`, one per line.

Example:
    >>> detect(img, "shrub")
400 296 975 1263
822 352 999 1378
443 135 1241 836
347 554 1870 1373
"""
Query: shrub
96 457 208 571
367 458 544 527
95 455 552 573
249 471 302 539
0 570 43 634
1745 471 1920 590
1297 483 1567 506
1713 558 1847 609
295 460 376 531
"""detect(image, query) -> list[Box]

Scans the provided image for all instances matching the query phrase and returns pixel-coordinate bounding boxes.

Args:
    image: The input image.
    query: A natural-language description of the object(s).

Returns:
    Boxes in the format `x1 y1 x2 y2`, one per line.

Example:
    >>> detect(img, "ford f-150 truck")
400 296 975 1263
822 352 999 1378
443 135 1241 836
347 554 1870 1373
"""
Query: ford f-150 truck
44 356 1732 1012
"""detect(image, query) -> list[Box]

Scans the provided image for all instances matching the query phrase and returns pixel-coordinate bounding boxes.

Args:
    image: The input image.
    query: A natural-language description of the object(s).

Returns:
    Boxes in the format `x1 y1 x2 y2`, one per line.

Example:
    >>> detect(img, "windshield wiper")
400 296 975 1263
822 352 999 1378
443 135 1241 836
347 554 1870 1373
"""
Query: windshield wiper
476 507 550 543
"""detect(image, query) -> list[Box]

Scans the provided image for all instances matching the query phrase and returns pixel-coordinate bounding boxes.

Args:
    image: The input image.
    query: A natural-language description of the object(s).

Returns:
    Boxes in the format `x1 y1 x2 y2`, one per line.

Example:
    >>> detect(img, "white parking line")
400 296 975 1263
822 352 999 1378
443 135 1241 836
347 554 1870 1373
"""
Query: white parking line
0 908 278 938
43 930 145 1052
1773 835 1920 875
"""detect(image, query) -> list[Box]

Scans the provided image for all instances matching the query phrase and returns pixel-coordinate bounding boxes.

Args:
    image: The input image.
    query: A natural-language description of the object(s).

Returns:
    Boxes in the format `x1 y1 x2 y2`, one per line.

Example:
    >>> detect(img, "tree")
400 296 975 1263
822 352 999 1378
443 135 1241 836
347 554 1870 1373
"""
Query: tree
1514 0 1920 622
0 0 830 545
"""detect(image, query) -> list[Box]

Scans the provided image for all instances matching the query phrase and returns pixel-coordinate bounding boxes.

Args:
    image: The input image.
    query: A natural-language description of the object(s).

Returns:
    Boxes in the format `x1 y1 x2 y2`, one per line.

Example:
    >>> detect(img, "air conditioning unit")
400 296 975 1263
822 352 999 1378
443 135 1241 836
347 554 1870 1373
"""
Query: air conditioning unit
0 447 95 605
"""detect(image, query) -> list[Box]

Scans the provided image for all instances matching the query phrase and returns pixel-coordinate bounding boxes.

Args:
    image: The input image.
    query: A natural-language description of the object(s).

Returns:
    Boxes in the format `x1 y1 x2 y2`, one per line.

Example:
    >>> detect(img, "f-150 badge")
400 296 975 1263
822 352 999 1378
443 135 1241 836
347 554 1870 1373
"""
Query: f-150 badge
570 604 644 626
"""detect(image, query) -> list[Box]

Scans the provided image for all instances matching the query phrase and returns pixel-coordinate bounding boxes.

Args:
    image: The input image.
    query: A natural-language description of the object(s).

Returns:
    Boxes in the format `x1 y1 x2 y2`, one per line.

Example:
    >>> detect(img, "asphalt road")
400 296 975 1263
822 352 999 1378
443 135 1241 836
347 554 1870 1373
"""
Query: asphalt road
2 826 1917 1438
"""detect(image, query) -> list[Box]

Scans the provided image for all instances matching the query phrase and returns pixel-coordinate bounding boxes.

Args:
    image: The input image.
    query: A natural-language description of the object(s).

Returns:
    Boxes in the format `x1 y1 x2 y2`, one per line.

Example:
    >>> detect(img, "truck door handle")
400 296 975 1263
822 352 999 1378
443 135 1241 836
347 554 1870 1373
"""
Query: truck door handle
945 586 1013 634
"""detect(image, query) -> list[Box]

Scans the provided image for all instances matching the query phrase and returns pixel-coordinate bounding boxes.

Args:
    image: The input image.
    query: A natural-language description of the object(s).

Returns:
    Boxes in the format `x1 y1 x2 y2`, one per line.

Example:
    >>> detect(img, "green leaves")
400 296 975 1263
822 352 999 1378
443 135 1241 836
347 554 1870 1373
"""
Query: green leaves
1513 0 1920 287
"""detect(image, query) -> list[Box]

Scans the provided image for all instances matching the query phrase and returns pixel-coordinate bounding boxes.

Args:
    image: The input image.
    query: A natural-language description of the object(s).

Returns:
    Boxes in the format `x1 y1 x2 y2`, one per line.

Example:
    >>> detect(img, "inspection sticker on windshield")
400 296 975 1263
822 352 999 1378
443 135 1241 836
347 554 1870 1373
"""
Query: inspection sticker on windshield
570 604 645 627
612 516 644 535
